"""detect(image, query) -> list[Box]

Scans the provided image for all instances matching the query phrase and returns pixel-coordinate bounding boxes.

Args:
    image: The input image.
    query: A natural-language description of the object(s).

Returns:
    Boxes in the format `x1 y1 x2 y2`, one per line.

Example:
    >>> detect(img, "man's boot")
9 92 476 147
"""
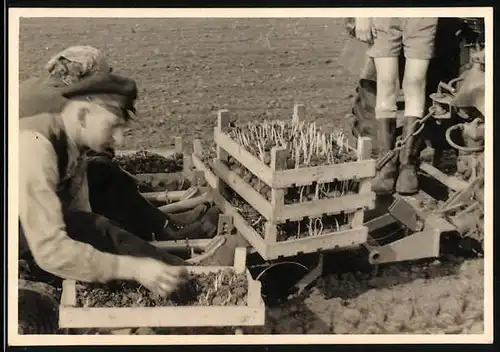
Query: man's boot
159 206 221 240
371 118 398 195
395 117 420 195
165 204 208 227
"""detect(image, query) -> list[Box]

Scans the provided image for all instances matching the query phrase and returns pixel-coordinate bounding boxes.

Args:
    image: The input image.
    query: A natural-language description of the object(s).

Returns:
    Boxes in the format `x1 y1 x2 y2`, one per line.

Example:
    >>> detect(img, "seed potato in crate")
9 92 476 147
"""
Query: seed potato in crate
58 248 265 330
208 105 376 260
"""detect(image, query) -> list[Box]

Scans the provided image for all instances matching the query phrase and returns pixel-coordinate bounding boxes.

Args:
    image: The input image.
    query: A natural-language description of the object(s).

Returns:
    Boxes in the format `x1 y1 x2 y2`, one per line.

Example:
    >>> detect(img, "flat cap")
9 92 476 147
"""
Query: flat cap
62 73 138 120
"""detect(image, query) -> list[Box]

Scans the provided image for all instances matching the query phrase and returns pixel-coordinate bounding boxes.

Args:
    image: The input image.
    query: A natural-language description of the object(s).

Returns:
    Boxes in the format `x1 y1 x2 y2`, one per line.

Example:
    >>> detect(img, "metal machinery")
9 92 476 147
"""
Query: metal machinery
363 17 485 265
243 16 486 302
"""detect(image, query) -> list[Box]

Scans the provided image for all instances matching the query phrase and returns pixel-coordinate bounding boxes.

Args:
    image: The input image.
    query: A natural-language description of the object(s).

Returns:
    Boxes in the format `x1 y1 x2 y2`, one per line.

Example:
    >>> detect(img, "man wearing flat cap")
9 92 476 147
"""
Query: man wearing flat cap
19 45 221 244
19 72 194 297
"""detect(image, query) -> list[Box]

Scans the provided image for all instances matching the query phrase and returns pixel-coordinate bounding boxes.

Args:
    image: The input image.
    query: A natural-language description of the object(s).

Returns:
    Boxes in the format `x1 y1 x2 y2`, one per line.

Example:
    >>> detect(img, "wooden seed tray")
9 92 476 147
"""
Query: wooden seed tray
206 107 375 259
58 248 265 329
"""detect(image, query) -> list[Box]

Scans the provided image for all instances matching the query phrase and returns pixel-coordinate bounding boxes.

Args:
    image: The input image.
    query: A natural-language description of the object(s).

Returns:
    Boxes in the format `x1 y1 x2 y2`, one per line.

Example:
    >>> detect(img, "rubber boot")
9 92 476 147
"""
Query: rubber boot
159 206 221 240
371 118 398 195
396 117 420 195
165 204 208 227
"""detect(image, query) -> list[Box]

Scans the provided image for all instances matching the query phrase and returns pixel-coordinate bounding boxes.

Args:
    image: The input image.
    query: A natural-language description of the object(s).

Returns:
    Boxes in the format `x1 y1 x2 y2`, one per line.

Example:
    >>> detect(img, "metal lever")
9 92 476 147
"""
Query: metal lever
388 196 424 232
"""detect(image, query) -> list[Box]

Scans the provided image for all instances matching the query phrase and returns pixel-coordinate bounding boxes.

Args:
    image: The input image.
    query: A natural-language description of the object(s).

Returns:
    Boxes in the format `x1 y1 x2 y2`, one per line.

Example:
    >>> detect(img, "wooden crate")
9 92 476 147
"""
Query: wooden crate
58 248 265 329
115 137 210 192
211 106 376 260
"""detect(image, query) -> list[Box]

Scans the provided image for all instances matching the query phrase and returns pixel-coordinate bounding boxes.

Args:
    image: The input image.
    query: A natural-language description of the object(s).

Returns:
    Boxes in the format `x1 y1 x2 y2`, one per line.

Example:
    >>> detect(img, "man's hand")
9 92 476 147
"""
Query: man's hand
136 258 189 297
118 256 189 297
355 18 375 44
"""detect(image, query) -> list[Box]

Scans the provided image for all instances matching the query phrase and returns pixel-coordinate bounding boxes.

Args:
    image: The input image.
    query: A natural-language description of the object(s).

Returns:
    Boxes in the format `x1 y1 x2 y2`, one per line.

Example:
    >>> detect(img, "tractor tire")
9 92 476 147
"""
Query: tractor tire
18 279 60 335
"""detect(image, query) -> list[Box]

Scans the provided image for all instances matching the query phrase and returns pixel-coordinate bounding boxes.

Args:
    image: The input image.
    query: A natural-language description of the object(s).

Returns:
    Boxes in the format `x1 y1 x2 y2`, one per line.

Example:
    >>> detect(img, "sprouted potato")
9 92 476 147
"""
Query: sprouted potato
222 157 360 203
75 269 248 308
227 189 355 241
224 120 357 169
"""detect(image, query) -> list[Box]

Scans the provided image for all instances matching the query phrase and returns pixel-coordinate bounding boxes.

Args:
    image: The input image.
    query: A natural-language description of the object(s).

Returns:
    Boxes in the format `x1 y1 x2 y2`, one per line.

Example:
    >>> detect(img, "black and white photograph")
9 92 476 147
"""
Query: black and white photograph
7 7 493 345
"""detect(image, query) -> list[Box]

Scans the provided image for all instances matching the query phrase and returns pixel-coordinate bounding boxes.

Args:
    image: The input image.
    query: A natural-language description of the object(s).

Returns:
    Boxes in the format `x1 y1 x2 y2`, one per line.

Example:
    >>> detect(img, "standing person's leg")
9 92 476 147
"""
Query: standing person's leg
366 18 402 195
396 18 438 195
86 157 166 240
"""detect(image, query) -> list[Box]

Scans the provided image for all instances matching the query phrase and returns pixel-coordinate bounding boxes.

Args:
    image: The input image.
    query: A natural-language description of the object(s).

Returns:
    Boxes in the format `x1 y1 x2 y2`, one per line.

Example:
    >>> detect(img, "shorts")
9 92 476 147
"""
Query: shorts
367 17 438 60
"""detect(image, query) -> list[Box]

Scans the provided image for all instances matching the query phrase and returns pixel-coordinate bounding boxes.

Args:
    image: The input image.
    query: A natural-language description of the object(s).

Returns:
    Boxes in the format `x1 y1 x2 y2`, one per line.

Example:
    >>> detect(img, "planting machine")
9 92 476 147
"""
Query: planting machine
17 17 485 335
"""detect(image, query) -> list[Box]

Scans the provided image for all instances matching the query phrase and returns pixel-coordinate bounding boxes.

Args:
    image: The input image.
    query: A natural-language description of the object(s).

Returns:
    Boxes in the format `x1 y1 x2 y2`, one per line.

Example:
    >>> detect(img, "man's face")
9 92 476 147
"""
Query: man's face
80 103 127 153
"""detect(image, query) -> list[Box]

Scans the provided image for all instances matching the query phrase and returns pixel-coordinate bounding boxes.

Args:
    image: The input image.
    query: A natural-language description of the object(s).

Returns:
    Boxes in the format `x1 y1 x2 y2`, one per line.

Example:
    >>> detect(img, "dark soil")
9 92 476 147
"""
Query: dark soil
113 151 184 175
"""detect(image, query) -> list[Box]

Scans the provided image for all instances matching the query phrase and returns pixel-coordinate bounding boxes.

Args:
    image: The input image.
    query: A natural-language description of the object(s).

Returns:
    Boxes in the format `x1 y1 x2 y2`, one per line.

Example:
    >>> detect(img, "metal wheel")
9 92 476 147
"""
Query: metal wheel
249 258 310 307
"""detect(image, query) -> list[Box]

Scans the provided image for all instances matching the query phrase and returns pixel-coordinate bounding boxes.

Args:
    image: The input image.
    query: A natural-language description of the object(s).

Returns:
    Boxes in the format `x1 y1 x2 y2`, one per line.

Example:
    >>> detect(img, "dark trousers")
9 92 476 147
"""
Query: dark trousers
86 157 169 239
19 159 186 285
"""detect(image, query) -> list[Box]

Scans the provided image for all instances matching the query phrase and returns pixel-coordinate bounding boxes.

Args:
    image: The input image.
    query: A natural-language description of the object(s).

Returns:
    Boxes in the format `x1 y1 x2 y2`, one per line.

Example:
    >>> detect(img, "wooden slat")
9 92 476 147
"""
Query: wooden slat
141 190 187 203
59 306 265 329
266 147 287 243
158 193 210 213
266 227 369 260
276 193 376 222
174 137 183 155
214 130 274 187
246 271 263 308
216 112 231 195
211 191 268 259
293 103 306 123
213 160 273 220
193 139 203 157
273 159 376 188
61 280 76 307
151 239 212 251
351 137 373 228
233 247 247 274
420 162 468 192
191 153 217 189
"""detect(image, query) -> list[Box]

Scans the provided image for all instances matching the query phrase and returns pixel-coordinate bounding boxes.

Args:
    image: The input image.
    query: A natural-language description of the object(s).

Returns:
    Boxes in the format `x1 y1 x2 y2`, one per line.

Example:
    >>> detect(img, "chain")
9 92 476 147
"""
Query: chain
376 106 435 171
